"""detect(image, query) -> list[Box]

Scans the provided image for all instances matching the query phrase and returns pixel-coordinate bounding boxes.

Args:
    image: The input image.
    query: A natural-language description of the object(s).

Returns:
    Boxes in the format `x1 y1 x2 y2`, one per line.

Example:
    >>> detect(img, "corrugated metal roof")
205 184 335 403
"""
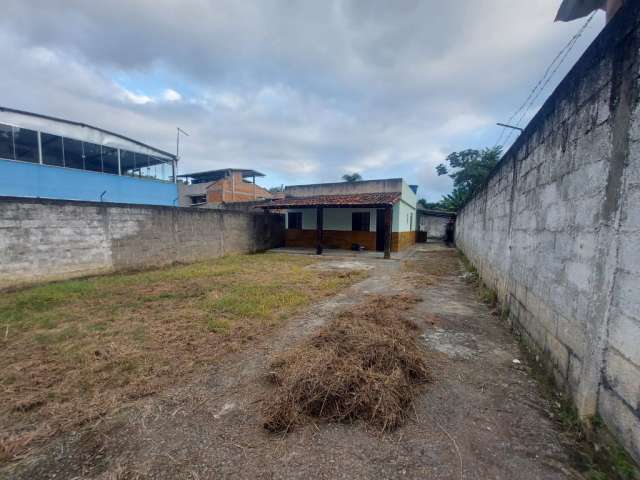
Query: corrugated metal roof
177 169 265 183
258 192 401 209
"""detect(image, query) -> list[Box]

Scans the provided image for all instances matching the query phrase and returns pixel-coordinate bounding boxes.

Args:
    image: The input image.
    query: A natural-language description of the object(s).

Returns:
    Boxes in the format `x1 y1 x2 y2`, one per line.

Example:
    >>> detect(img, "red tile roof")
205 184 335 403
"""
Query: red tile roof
258 192 401 209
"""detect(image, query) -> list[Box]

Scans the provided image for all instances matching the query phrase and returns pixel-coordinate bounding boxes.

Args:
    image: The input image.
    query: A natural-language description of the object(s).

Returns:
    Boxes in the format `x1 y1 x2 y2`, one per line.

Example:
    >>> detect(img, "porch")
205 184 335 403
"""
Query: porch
259 192 400 259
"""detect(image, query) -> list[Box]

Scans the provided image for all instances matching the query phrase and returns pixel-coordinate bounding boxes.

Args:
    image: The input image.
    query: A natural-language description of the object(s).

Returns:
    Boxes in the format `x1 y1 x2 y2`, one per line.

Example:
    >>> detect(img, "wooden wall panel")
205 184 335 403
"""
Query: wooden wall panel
285 229 377 251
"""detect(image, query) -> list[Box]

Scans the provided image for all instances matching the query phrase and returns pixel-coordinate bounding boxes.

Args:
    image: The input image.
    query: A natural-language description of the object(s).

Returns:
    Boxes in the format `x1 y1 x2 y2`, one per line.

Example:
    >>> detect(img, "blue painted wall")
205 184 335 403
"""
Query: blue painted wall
0 158 178 206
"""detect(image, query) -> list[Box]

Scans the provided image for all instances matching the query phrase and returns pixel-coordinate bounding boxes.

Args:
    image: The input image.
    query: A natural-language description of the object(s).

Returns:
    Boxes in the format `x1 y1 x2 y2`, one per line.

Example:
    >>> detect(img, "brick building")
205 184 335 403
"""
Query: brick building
177 169 272 207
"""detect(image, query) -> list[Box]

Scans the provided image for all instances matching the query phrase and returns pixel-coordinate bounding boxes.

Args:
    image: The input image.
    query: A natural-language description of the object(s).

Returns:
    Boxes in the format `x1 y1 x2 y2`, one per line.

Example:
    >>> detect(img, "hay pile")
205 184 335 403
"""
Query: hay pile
262 294 430 433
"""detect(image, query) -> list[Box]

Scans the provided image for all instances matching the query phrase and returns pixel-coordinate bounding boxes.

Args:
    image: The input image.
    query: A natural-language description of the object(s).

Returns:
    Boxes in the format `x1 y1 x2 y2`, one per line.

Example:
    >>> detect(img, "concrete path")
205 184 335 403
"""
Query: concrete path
8 244 583 480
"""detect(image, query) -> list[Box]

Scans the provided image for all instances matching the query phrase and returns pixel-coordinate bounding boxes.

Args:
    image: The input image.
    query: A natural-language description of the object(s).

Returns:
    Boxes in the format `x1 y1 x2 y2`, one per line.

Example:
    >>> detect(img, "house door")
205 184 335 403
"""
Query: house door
376 209 386 251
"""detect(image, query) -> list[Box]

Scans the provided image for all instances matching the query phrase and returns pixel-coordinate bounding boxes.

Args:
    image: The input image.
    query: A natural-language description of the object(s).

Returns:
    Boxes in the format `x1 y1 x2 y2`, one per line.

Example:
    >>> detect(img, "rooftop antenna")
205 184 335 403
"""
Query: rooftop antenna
175 127 190 180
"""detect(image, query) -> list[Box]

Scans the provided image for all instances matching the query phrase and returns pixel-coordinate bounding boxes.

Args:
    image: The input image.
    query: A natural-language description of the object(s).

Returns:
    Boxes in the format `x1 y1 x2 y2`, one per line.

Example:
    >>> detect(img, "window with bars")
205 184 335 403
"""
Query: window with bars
288 212 303 230
352 212 370 231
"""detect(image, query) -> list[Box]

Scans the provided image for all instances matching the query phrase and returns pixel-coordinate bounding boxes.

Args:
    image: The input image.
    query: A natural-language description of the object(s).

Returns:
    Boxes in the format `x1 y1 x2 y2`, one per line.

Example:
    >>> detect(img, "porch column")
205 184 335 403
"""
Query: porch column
384 205 392 259
316 206 324 255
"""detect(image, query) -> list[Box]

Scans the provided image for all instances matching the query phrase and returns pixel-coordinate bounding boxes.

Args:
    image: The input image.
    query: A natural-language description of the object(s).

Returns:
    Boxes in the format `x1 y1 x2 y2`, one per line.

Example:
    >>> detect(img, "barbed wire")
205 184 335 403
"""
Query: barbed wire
494 11 597 149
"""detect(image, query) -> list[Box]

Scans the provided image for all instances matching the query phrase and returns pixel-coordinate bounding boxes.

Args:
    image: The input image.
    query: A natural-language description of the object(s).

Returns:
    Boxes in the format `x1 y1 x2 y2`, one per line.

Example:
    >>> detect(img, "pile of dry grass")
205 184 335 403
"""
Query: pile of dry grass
262 294 430 433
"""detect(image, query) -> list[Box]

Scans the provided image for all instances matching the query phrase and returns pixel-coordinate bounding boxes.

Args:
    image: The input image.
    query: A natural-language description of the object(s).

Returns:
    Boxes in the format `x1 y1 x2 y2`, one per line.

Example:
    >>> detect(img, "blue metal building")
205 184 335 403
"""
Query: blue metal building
0 107 178 206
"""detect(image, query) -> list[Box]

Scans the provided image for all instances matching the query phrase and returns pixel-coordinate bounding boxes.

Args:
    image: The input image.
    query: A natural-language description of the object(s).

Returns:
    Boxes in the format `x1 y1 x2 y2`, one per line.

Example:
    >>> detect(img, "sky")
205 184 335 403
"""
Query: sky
0 1 604 201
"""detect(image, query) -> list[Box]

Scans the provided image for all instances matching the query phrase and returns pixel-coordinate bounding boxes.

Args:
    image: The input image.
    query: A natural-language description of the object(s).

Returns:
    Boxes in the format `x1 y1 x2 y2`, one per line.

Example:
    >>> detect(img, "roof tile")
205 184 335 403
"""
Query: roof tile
259 192 401 209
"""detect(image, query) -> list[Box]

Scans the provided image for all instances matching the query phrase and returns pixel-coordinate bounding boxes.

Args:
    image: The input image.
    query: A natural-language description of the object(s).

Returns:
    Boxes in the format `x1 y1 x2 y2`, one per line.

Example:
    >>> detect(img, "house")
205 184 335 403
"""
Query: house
177 169 272 207
260 178 418 258
0 107 178 206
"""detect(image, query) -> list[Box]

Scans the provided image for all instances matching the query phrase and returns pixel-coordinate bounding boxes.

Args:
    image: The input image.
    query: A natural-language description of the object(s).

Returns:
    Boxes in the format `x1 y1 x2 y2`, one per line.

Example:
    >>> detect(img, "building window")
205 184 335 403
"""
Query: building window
12 127 39 163
83 142 102 172
410 212 413 231
190 195 206 205
288 212 303 230
0 123 14 160
352 212 370 231
64 138 85 170
41 133 65 167
102 146 119 174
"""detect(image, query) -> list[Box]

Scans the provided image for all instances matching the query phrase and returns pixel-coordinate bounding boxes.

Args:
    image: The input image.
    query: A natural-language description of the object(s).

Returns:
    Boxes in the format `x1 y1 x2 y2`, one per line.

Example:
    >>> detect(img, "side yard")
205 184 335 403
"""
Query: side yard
0 253 365 465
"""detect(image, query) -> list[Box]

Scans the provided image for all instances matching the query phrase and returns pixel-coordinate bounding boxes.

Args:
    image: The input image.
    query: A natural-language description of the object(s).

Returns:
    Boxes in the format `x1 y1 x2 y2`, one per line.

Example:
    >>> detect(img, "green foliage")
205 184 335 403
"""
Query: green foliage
417 198 444 210
342 172 363 182
268 185 285 194
439 189 469 212
435 146 502 211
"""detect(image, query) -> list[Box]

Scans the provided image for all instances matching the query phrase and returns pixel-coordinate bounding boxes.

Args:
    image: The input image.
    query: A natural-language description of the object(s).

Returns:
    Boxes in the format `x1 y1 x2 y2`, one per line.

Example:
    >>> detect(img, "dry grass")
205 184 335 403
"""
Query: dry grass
262 294 430 433
0 253 366 464
403 248 460 285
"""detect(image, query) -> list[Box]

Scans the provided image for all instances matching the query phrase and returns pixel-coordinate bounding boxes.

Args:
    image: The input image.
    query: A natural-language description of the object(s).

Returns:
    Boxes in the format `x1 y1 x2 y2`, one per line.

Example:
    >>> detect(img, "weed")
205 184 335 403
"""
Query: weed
481 284 498 307
459 249 638 479
207 318 231 334
518 335 639 480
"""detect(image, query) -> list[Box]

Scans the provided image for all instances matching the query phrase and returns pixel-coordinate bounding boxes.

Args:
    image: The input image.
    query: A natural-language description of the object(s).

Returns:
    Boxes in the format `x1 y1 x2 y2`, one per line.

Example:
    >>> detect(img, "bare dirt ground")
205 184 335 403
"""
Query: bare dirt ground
4 244 585 480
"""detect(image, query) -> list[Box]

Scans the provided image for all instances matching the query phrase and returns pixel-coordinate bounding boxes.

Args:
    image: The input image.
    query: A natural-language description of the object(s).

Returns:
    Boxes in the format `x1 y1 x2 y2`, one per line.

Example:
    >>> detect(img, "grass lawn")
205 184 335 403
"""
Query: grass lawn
0 253 366 463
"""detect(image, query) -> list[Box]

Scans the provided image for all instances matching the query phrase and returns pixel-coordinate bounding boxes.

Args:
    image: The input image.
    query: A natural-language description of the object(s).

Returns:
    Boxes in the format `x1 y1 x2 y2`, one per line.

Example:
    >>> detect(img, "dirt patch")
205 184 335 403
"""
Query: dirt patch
262 294 430 433
305 260 376 272
402 248 460 286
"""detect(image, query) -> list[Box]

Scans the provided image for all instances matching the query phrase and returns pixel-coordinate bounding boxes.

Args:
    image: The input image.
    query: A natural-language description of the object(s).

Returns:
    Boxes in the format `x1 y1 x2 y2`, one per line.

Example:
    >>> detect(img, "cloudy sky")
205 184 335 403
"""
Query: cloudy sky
0 1 604 200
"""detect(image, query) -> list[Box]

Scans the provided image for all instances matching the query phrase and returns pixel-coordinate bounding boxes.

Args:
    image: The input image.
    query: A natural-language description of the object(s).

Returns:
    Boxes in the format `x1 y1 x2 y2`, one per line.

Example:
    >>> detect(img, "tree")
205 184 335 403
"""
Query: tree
417 198 444 210
435 146 502 211
437 147 501 196
342 173 363 182
439 189 469 212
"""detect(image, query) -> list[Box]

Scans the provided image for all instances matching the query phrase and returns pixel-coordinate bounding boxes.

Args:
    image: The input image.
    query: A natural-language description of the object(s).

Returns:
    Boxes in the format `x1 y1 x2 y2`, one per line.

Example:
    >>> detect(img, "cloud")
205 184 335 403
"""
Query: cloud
120 89 154 105
162 89 182 102
0 1 603 201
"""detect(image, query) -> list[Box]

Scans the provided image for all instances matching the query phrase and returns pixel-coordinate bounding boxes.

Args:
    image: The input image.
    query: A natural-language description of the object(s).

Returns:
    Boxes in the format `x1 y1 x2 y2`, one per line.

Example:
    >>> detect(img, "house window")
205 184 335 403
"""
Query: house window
352 212 370 231
288 212 303 230
190 195 206 205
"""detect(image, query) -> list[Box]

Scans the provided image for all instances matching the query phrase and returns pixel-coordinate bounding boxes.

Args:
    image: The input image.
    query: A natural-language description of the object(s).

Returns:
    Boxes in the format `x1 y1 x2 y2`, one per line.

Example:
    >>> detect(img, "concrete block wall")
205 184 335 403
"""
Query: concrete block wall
456 3 640 462
0 197 284 289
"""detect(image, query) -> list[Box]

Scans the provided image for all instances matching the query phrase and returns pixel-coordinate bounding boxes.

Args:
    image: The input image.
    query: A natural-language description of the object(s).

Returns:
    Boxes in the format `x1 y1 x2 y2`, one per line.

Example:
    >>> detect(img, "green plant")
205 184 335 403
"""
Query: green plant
207 318 231 334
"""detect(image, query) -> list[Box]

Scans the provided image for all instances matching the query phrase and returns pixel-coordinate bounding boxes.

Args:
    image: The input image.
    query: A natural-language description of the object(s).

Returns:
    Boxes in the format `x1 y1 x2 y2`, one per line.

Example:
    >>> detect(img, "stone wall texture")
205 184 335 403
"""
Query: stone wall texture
0 197 284 289
456 3 640 462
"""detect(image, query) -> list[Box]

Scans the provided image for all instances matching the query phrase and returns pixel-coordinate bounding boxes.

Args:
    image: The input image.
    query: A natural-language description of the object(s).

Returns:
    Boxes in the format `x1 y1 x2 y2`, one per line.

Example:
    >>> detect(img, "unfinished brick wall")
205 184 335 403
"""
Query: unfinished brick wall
207 171 272 203
456 3 640 462
0 197 284 289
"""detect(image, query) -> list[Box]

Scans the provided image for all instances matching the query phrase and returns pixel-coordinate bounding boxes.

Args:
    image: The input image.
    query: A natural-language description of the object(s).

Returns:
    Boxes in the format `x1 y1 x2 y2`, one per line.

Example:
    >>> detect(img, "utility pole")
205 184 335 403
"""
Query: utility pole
175 127 190 182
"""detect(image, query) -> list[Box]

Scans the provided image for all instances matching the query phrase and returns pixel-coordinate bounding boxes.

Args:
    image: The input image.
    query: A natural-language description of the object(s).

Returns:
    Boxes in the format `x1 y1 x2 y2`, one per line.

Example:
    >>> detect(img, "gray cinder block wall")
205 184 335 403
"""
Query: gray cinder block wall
456 2 640 462
0 197 284 289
